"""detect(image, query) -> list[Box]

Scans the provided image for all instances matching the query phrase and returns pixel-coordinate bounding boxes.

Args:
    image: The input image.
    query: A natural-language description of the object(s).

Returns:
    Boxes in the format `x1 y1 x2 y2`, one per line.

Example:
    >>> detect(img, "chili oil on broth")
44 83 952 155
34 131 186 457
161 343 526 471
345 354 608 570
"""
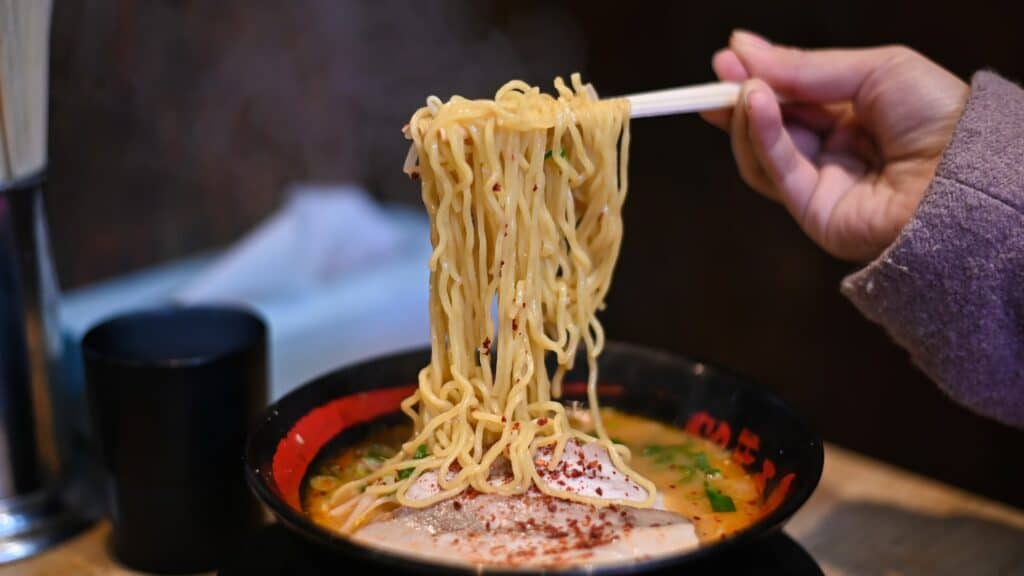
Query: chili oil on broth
304 408 764 569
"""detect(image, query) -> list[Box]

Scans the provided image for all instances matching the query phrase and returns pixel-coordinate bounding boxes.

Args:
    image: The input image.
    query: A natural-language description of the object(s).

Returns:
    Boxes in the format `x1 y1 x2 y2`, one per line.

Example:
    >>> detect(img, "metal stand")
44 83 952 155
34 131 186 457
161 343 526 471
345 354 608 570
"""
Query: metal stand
0 170 94 564
0 488 92 564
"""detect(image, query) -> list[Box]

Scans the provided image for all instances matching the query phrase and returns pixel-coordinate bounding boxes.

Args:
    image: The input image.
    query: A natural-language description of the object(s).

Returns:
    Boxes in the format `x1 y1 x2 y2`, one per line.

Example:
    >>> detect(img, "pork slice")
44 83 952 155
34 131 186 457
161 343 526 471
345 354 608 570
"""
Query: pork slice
353 490 698 569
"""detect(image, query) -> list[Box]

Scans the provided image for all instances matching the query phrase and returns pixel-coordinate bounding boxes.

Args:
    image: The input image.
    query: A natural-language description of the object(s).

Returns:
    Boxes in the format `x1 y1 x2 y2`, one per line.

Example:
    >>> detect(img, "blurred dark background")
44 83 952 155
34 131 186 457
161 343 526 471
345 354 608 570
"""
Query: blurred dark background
46 1 1023 506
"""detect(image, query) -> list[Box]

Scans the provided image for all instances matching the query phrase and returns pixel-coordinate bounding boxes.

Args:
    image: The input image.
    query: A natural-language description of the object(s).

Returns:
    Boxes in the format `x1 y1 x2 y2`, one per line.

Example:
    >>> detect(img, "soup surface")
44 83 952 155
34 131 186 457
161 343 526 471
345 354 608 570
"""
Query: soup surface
304 408 763 568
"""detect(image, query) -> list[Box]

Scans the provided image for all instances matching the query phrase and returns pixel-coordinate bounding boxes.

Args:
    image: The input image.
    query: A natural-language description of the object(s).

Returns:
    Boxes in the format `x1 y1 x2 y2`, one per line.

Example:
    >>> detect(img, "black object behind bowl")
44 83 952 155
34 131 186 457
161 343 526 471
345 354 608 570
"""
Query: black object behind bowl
245 342 823 575
84 306 268 574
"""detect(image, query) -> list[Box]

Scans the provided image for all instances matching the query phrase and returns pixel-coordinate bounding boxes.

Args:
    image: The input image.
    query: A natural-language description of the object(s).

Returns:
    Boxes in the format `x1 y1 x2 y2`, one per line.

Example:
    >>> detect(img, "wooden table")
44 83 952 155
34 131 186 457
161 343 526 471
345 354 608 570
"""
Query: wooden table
5 444 1023 575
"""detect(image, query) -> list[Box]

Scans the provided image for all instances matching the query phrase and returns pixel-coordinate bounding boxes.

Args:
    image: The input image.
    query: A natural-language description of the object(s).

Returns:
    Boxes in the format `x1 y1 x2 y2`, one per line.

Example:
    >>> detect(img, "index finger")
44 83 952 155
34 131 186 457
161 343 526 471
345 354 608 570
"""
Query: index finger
700 48 750 131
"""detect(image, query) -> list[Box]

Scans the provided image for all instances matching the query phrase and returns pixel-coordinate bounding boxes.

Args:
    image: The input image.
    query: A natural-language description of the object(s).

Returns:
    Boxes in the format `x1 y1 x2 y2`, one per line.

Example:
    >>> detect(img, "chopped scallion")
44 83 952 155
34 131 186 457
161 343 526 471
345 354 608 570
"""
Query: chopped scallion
705 482 736 512
694 452 720 476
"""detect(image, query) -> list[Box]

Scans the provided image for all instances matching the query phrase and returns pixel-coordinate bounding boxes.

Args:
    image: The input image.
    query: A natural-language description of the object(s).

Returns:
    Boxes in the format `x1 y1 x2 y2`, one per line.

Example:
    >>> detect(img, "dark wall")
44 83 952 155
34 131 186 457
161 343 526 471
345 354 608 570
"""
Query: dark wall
561 0 1024 506
47 0 584 285
47 1 1023 506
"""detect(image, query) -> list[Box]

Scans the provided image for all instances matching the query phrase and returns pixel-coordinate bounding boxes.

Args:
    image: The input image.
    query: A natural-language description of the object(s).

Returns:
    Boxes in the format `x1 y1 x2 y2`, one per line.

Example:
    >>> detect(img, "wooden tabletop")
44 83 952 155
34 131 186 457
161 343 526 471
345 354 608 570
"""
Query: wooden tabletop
5 443 1023 576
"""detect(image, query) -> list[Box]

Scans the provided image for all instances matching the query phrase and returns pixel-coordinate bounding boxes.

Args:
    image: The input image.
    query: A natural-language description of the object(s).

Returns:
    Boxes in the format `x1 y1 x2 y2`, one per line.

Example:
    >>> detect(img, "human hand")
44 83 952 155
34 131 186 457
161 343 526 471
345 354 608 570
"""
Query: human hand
702 31 969 261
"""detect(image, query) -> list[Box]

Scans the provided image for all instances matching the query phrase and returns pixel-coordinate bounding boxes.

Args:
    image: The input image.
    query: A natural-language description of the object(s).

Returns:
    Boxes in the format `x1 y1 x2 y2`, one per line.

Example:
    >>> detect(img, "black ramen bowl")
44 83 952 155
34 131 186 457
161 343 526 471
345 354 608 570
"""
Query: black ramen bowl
244 342 823 574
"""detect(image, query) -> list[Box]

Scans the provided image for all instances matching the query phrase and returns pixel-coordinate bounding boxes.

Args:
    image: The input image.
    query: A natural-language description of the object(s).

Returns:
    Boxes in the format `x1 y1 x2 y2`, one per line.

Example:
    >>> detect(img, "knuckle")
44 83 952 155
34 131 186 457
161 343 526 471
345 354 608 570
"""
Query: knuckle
881 44 920 63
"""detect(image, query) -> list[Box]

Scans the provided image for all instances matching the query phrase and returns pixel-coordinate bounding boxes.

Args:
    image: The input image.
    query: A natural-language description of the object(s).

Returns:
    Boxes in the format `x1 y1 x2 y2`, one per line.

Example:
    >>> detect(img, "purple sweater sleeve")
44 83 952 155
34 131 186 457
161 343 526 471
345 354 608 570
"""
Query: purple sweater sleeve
841 71 1024 429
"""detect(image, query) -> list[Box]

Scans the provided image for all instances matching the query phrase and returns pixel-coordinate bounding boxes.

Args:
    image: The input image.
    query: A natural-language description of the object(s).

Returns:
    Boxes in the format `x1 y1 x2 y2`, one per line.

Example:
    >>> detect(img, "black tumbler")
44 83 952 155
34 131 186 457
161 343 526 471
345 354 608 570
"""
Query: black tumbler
82 306 268 573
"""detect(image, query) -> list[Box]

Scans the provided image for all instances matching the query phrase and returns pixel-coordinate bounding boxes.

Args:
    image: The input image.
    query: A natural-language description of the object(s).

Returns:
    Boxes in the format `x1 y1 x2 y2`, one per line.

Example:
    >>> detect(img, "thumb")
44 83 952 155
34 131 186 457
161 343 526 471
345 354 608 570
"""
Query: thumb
730 31 901 103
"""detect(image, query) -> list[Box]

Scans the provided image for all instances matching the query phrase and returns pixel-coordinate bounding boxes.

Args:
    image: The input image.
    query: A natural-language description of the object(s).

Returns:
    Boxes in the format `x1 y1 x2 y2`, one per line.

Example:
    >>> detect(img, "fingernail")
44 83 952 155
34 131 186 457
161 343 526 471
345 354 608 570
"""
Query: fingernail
733 30 771 49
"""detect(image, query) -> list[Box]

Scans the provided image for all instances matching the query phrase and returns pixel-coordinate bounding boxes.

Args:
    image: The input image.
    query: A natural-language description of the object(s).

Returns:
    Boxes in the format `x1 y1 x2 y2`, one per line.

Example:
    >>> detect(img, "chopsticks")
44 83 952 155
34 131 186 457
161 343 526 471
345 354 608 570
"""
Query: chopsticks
0 0 53 182
624 82 742 118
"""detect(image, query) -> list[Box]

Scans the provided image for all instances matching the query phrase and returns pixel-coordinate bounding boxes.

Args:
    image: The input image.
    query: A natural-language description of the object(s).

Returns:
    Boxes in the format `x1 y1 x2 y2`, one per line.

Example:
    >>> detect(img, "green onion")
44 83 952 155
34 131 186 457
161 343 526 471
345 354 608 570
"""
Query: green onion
694 452 720 476
414 443 429 459
642 444 668 457
544 148 567 160
643 445 677 465
643 443 698 464
396 445 426 480
705 482 736 512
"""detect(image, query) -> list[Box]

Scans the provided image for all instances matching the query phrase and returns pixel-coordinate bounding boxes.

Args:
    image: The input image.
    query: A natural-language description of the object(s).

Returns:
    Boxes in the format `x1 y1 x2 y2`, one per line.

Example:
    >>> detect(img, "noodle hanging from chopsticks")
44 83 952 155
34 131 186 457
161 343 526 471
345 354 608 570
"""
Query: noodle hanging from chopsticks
326 74 656 532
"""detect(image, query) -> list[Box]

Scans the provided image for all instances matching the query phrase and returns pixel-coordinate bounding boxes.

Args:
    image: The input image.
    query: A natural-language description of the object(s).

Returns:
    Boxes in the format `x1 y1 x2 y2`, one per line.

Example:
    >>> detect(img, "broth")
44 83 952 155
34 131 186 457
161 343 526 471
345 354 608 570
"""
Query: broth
305 408 763 549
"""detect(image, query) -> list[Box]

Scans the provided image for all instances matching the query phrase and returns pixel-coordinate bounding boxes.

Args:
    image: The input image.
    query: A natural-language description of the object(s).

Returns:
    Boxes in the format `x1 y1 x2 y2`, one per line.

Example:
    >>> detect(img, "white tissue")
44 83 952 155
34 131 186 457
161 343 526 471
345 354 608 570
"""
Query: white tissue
177 184 404 303
167 183 432 398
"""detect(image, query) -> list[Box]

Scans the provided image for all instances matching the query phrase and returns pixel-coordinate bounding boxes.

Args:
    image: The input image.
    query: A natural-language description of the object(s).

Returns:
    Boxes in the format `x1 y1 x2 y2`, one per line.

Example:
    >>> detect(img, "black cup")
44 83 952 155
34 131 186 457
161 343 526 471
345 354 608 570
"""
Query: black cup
82 306 268 574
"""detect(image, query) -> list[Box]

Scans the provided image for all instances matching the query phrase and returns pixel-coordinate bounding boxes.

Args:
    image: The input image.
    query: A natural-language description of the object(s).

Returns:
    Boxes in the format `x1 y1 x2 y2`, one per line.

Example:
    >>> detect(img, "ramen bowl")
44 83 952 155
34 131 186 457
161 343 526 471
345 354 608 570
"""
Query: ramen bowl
244 342 823 574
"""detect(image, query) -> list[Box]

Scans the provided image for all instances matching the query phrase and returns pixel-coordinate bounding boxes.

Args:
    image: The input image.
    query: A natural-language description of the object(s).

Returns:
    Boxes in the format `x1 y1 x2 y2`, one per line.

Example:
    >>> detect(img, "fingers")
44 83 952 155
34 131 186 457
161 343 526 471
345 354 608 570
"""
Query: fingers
700 49 749 130
742 80 821 234
713 48 749 81
729 81 774 198
780 102 847 133
787 123 823 163
730 30 903 103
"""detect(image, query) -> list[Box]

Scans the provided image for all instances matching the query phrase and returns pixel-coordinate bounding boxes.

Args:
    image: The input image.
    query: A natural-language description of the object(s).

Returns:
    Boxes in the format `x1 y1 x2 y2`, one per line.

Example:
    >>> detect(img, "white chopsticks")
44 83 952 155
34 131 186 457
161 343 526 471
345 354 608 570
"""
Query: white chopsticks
624 82 742 118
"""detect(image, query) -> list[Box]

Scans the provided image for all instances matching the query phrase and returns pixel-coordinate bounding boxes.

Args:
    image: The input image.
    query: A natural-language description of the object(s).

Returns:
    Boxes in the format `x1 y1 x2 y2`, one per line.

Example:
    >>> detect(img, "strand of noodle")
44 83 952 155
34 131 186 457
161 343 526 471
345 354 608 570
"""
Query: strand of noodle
327 75 655 531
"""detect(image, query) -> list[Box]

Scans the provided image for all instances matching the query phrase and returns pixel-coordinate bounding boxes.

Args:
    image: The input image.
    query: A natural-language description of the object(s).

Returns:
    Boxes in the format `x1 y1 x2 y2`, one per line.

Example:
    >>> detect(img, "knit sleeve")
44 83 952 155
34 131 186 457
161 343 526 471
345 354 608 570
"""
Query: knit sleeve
841 71 1024 429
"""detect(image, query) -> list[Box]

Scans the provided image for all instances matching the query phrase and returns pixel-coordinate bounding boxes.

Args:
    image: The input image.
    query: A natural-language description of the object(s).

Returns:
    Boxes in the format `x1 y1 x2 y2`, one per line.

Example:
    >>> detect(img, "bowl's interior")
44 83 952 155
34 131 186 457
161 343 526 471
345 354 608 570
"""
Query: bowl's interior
245 342 823 574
